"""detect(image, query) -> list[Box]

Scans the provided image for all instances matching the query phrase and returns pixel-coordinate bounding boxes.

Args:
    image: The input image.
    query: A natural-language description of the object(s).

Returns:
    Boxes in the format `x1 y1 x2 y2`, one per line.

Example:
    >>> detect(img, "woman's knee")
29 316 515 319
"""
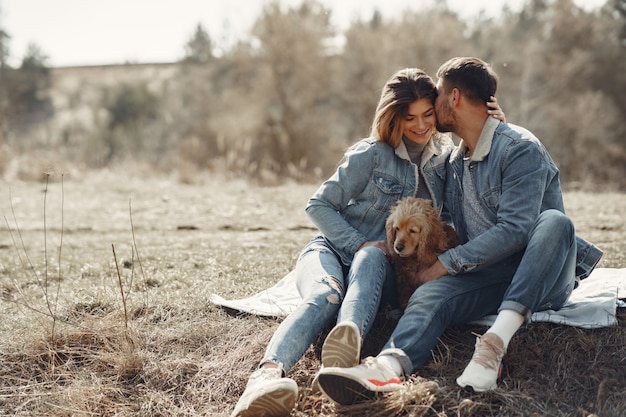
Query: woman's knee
354 245 390 271
356 245 387 260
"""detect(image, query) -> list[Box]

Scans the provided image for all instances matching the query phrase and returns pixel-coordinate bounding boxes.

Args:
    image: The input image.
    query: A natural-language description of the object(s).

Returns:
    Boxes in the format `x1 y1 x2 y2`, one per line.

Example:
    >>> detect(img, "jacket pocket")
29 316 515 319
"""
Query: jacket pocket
371 173 403 211
480 187 501 209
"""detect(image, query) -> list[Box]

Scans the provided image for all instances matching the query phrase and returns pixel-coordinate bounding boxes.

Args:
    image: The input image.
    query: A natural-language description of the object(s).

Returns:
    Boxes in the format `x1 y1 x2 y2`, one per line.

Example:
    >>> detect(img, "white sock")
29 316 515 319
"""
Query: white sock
486 309 525 349
376 354 403 376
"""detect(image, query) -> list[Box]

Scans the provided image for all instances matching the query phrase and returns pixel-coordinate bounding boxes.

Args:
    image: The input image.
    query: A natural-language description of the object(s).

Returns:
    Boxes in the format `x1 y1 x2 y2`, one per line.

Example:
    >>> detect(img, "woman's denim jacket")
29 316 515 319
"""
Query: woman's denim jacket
306 135 454 266
440 117 602 282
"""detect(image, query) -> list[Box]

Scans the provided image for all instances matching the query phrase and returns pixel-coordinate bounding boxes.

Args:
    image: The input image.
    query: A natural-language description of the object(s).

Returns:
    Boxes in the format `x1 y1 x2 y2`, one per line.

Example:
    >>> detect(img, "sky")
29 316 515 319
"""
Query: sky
0 0 607 67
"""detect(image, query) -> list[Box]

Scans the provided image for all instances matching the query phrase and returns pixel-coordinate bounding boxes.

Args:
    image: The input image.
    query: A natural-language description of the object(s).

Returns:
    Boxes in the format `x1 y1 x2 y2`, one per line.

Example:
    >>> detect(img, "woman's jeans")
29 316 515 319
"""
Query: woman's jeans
380 209 577 374
261 237 395 373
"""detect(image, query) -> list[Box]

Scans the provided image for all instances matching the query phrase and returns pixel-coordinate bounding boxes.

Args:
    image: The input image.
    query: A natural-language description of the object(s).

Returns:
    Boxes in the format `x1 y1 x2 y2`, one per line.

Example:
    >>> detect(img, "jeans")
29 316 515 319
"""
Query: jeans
261 237 395 373
380 209 577 374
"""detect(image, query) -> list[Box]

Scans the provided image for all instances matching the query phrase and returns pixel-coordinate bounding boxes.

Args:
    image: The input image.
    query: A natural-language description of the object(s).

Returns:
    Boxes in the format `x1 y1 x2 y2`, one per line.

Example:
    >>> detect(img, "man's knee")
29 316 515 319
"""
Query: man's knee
536 210 574 238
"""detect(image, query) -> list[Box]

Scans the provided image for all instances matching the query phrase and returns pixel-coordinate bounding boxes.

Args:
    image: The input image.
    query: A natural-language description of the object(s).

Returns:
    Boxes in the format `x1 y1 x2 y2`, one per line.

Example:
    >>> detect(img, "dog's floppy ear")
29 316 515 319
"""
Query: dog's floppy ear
386 208 397 251
431 217 451 254
416 205 448 266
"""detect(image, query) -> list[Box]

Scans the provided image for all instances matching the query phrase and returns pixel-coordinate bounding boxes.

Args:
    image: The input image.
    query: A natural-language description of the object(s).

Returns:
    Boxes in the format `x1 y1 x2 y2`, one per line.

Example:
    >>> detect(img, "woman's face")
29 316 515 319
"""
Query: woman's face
400 98 437 145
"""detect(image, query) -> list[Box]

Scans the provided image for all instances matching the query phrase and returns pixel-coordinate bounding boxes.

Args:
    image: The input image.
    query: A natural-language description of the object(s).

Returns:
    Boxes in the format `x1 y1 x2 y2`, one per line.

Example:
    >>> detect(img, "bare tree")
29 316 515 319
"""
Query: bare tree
251 0 337 177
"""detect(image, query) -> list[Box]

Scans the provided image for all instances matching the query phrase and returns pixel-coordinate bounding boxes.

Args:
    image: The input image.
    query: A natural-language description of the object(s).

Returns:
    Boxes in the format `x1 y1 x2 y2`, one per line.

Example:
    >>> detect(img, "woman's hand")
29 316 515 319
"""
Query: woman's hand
487 96 506 122
358 240 390 257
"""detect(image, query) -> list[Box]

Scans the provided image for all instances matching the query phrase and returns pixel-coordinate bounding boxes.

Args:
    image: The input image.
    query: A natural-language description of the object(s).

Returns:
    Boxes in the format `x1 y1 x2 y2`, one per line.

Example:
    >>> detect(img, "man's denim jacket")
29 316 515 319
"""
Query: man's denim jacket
306 135 454 266
439 117 602 282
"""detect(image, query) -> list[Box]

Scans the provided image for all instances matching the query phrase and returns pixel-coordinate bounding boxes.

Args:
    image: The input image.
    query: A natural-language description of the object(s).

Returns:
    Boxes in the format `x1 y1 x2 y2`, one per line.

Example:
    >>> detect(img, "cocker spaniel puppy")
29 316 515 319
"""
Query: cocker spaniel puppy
386 197 460 309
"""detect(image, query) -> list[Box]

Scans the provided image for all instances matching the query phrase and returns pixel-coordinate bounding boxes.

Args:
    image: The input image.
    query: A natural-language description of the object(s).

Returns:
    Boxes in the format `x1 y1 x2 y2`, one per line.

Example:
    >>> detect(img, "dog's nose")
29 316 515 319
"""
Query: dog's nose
395 243 404 252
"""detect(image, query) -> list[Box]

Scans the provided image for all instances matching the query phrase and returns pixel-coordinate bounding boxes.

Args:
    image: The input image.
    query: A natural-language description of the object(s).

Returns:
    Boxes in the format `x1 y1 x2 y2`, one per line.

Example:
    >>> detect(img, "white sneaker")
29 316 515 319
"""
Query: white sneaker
312 321 362 393
317 357 403 405
456 332 505 392
321 321 362 368
230 367 298 417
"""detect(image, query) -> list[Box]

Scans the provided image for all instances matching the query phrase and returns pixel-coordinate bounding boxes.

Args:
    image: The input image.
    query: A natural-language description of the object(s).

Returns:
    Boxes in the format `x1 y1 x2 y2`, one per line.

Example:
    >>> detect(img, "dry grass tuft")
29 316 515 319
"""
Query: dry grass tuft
0 314 143 415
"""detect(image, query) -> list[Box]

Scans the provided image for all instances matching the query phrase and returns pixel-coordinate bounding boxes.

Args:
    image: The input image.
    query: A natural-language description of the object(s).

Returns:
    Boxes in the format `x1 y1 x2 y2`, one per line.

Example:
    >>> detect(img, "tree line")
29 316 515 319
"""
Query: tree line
1 0 625 189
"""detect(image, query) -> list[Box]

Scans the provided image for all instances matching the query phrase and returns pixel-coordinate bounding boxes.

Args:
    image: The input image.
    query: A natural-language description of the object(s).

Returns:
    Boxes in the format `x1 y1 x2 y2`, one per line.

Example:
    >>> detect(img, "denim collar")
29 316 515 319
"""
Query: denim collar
395 134 446 167
451 117 500 162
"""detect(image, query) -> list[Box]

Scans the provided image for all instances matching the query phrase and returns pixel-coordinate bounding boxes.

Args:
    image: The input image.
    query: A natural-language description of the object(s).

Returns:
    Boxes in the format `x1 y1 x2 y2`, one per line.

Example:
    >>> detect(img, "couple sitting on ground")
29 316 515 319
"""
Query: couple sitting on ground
230 57 602 417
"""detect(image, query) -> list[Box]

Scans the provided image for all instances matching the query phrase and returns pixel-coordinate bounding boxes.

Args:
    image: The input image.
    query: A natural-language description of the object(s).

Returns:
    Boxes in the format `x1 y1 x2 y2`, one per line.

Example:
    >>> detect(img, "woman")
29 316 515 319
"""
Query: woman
230 68 504 417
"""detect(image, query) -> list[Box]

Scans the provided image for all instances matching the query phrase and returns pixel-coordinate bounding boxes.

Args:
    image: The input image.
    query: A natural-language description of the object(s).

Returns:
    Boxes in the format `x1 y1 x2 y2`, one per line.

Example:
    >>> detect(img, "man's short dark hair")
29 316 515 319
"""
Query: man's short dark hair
436 57 498 104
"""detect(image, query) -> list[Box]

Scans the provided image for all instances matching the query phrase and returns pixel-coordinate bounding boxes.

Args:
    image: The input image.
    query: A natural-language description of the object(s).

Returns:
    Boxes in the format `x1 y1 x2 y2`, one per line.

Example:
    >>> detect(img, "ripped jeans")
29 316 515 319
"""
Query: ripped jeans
261 236 395 373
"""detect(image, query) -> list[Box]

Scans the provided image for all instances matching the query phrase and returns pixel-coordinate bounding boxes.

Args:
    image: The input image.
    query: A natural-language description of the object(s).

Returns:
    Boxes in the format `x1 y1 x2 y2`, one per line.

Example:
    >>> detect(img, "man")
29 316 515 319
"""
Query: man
314 57 602 403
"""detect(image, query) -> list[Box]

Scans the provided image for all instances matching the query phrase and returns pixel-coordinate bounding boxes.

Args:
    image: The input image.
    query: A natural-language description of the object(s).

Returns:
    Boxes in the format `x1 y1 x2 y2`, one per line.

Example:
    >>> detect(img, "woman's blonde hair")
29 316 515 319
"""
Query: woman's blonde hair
370 68 438 148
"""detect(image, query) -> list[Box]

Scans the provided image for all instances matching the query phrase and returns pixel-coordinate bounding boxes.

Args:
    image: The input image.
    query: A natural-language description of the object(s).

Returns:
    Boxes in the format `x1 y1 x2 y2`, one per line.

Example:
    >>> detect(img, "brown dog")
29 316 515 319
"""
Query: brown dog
386 197 460 309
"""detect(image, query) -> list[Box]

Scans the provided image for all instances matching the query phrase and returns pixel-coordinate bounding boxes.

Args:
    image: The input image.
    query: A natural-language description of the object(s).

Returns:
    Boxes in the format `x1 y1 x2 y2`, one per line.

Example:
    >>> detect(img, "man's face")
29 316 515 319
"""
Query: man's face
435 79 455 133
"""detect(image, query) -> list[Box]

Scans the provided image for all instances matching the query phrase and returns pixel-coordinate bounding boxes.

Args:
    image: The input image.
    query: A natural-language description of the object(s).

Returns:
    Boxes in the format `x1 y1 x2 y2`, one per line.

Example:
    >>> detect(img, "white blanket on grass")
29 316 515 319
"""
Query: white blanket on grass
209 268 626 329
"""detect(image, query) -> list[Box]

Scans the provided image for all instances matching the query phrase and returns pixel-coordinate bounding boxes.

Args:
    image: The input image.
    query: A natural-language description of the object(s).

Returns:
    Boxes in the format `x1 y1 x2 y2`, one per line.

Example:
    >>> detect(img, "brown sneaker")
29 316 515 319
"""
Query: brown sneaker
456 332 505 392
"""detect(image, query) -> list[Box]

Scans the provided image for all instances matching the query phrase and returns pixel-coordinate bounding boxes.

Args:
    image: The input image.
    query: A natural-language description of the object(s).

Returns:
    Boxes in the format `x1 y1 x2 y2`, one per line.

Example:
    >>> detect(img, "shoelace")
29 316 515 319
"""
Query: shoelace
361 357 378 368
470 333 505 370
360 356 403 386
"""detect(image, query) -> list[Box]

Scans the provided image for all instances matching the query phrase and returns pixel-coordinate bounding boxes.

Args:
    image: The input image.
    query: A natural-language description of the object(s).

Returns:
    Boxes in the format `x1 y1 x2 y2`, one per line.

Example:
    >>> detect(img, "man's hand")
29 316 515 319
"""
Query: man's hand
417 259 448 284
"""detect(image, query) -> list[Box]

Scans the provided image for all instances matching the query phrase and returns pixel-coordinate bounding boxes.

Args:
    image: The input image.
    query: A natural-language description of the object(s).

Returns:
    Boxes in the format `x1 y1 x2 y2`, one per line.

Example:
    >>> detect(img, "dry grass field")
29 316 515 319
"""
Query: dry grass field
0 171 624 416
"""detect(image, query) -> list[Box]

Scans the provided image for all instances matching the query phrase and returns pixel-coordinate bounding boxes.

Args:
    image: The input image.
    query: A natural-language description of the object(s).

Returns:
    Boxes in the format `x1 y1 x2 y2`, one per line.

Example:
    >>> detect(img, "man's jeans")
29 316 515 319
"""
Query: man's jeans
261 238 394 373
380 209 577 374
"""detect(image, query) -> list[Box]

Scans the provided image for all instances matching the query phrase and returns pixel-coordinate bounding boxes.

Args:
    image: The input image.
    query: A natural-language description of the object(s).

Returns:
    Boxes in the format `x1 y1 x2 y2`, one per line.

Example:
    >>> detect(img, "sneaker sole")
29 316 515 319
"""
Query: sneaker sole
322 322 361 368
458 382 497 393
236 384 297 417
317 372 376 405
